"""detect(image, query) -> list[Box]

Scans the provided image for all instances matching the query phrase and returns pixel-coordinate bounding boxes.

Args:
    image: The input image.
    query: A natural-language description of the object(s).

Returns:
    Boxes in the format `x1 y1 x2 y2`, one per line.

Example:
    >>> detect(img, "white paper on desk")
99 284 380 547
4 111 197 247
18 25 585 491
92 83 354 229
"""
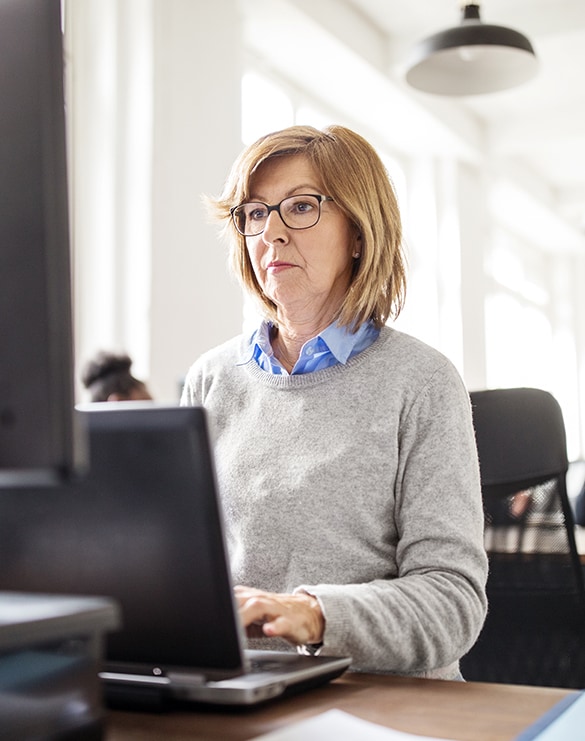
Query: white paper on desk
251 708 455 741
519 691 585 740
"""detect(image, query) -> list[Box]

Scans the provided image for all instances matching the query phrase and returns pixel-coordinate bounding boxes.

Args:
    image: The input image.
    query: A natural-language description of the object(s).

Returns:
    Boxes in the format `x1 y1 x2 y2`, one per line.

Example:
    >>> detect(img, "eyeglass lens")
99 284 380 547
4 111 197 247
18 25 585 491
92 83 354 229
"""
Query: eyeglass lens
233 194 323 236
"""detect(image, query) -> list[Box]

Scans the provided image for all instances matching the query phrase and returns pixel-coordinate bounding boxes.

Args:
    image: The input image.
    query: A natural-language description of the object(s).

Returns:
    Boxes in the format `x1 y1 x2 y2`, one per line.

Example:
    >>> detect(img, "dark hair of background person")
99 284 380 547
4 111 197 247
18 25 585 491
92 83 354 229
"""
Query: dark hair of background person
81 351 153 402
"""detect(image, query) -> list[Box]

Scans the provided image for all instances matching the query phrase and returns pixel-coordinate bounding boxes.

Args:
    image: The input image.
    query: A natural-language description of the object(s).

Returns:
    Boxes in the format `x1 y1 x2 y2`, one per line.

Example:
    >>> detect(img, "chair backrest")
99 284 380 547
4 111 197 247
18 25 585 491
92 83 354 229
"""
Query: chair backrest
461 387 585 688
471 387 568 491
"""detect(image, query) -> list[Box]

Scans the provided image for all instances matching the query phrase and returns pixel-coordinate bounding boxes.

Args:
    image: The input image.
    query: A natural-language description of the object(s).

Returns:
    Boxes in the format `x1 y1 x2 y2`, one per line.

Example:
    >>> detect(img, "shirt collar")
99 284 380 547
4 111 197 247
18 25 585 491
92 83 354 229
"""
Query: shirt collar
241 319 377 367
319 321 364 364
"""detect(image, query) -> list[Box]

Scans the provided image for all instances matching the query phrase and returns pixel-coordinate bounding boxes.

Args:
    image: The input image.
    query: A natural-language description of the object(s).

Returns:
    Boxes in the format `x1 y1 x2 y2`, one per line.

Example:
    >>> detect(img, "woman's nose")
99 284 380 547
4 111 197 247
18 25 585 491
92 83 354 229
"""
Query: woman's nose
261 209 288 244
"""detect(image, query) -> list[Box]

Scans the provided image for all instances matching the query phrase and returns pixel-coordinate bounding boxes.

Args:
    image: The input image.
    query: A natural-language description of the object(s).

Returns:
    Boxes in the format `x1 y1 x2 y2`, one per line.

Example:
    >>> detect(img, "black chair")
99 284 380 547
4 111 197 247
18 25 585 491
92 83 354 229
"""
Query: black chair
460 387 585 689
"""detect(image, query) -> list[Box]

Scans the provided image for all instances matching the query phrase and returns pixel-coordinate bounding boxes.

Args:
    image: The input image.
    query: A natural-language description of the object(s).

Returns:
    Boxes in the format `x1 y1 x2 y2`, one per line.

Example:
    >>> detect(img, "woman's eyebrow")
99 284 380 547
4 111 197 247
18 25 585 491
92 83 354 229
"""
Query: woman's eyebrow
248 184 322 201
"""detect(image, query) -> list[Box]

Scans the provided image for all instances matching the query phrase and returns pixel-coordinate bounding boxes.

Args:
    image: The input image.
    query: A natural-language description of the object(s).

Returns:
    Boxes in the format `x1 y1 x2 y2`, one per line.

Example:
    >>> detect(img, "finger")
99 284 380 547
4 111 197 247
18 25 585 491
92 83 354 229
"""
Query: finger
238 595 276 627
234 585 267 603
261 615 294 640
234 585 264 607
234 585 256 594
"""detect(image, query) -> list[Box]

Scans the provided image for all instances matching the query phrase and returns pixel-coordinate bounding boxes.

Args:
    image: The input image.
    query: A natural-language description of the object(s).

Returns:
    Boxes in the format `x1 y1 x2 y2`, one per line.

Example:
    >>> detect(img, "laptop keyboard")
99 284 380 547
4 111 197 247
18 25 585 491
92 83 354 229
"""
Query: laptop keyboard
248 652 308 674
250 658 287 673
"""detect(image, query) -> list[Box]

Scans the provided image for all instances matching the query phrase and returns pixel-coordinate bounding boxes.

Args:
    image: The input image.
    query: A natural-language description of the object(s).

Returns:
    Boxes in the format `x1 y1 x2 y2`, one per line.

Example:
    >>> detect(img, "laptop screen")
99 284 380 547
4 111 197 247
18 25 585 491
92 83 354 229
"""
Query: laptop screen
0 404 245 677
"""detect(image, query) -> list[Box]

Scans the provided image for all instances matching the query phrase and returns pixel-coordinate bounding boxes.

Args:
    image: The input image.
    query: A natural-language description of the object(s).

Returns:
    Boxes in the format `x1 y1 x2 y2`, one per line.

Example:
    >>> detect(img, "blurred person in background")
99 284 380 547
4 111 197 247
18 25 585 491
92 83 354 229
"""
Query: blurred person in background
81 350 153 402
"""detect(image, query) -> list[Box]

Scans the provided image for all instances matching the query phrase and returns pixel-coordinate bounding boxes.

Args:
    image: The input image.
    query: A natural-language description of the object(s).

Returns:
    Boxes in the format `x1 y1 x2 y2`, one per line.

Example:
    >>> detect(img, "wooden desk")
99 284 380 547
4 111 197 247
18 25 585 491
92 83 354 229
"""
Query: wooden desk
105 673 574 741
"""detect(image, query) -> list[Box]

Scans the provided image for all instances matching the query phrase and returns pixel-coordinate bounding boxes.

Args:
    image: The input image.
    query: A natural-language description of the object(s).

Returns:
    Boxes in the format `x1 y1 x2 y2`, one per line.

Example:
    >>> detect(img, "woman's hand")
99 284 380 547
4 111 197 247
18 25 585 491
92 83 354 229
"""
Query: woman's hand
234 585 325 646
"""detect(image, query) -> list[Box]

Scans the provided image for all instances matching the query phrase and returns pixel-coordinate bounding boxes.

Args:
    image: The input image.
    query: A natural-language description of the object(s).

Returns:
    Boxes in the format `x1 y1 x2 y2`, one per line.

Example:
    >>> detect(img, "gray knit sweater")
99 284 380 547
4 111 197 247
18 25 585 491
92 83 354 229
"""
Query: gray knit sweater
181 326 488 679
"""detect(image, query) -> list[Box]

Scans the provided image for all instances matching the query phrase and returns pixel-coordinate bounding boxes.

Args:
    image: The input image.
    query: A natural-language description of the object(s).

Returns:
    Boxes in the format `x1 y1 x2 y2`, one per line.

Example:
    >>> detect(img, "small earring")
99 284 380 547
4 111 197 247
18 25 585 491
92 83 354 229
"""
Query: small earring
352 252 360 259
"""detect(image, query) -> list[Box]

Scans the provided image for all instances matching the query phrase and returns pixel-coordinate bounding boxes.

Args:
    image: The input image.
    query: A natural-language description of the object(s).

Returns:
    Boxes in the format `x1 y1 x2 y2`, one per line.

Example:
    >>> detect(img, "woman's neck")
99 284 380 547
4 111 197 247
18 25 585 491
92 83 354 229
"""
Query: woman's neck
270 316 334 373
269 289 347 372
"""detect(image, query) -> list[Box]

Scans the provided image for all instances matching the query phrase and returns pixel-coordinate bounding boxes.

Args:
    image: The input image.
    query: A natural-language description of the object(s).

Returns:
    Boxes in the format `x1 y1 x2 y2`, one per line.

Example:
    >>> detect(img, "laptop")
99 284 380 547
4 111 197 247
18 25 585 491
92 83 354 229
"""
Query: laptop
0 403 350 706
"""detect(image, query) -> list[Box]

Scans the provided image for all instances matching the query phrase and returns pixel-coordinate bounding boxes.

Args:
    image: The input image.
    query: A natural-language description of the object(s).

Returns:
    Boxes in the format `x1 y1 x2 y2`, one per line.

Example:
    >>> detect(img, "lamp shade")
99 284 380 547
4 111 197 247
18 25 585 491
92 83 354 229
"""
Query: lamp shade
405 3 538 96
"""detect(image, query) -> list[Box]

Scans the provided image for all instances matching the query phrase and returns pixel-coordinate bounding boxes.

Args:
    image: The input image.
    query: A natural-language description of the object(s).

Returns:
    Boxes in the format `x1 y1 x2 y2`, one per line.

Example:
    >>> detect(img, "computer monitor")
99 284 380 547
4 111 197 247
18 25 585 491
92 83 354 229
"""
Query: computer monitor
0 0 84 484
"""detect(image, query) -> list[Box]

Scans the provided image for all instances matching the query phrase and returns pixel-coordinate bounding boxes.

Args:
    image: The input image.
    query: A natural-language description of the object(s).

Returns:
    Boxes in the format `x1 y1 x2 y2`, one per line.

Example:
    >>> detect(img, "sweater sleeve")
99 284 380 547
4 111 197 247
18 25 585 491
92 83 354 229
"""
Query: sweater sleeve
180 364 201 406
298 361 488 677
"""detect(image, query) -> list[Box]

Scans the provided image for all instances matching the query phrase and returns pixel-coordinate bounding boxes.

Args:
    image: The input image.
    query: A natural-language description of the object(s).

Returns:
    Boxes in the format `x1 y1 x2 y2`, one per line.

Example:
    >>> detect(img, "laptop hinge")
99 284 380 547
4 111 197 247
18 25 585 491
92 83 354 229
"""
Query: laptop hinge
101 670 206 687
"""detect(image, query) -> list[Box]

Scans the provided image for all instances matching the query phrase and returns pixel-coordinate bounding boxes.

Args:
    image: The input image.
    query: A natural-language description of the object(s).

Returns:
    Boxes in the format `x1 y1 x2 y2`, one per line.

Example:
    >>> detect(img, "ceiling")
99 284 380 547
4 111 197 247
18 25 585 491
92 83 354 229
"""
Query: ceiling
344 0 585 235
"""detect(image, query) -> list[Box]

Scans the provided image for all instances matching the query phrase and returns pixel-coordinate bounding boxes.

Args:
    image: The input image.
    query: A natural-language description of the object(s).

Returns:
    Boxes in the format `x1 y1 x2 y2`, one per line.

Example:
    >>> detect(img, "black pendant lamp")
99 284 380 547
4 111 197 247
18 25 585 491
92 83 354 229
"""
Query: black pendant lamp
405 3 538 96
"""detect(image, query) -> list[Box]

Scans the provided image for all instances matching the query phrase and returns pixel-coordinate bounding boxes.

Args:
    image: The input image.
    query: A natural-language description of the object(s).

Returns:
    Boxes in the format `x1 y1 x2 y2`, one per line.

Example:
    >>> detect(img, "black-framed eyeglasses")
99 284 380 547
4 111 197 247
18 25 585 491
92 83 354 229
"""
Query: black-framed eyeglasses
230 194 334 237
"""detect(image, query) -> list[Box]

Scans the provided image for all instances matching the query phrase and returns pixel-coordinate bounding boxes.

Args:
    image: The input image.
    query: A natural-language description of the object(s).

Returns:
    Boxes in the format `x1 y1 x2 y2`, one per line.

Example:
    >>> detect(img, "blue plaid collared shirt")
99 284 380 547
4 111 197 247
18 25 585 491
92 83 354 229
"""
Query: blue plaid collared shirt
241 319 380 375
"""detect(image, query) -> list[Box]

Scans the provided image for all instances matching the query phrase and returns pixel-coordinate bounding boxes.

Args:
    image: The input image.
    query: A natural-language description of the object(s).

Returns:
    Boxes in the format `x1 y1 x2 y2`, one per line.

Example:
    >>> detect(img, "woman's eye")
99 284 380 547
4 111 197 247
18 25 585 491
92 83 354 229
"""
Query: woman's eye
249 208 266 221
293 201 313 213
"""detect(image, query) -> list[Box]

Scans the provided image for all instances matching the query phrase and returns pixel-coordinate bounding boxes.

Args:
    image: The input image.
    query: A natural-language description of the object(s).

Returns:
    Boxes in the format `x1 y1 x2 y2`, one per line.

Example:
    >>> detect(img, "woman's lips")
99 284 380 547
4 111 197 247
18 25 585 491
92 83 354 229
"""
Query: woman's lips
266 261 296 273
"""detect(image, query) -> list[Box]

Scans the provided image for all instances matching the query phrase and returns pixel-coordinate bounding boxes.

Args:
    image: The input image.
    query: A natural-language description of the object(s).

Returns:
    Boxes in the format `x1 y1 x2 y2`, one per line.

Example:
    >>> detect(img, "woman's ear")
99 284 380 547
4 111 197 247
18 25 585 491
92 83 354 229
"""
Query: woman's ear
352 230 362 259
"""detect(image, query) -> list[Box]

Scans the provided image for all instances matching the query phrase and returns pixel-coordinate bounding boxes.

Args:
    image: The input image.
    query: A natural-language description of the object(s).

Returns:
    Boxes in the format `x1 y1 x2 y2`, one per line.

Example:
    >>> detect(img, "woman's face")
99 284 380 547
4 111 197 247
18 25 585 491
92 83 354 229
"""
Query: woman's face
245 155 358 323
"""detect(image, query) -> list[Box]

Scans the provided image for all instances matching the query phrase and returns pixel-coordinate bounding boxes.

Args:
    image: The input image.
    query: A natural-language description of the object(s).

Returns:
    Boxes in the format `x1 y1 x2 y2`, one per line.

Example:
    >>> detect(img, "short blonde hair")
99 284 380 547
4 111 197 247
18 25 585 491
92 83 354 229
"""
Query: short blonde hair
208 125 406 329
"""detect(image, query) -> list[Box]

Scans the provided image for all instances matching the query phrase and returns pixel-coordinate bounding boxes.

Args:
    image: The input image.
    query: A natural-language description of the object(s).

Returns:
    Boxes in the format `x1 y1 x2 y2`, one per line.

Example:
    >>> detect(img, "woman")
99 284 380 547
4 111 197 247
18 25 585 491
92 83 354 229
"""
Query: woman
181 125 487 679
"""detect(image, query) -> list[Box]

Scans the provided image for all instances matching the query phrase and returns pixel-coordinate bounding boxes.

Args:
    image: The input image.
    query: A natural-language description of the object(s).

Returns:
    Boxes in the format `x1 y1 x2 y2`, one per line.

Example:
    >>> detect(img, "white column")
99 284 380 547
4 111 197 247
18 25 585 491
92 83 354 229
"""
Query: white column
65 0 121 396
149 0 244 401
396 157 440 349
458 163 489 390
435 158 463 375
576 255 585 457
